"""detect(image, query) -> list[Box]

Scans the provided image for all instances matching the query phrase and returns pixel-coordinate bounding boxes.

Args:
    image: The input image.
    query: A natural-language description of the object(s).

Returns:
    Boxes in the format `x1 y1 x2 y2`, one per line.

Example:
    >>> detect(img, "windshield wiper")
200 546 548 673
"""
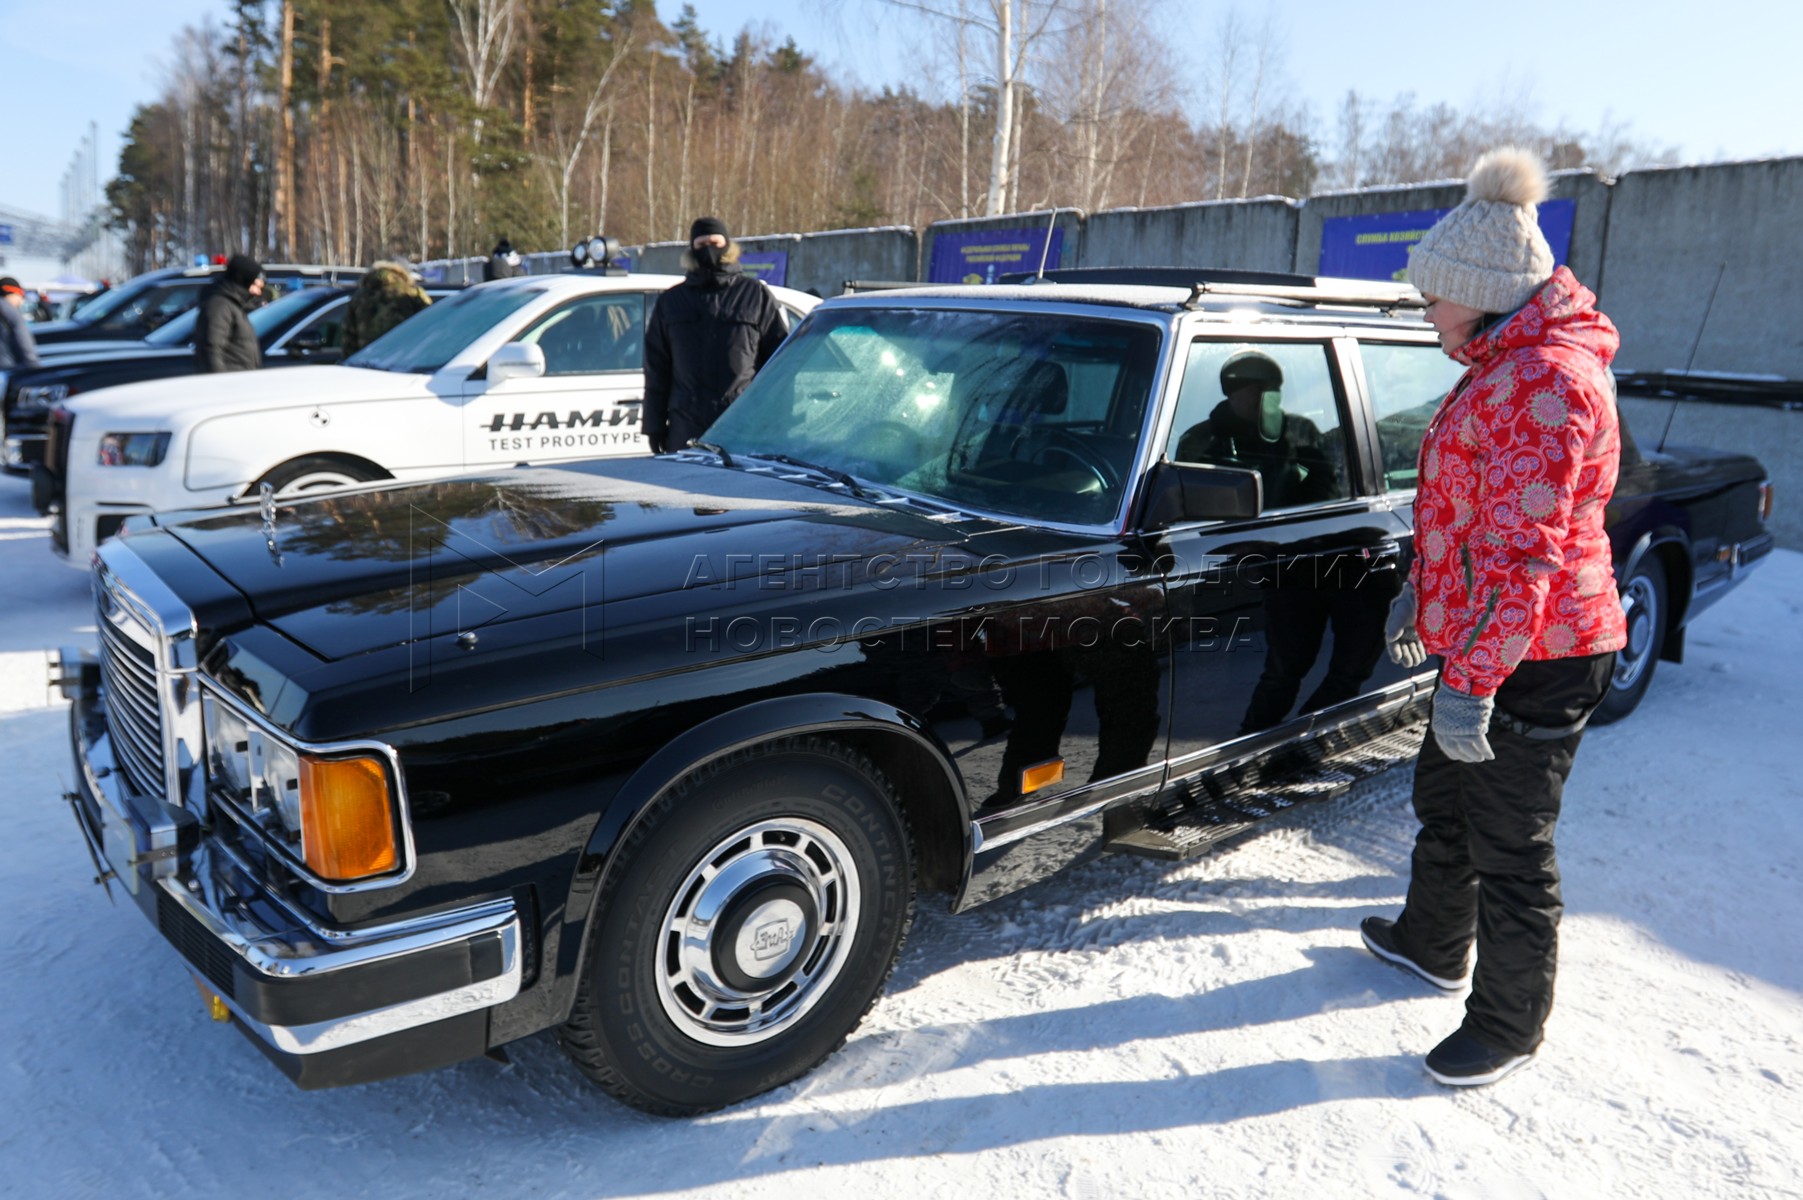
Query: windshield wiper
749 452 879 500
691 440 734 468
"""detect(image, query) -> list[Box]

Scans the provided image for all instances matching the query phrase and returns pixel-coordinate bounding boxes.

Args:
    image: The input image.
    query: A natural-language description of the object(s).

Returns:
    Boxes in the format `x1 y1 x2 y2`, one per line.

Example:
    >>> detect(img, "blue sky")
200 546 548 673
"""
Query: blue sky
2 0 1796 220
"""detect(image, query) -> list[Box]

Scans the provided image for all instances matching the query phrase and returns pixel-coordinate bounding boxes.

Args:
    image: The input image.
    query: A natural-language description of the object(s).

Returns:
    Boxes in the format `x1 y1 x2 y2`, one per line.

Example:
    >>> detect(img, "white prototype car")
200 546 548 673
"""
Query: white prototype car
38 273 819 562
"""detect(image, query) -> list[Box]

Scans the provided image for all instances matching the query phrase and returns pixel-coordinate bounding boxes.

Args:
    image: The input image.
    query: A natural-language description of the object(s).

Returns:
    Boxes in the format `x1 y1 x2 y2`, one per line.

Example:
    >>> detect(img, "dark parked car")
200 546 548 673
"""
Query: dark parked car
53 272 1773 1115
5 287 351 472
5 283 461 473
24 263 363 349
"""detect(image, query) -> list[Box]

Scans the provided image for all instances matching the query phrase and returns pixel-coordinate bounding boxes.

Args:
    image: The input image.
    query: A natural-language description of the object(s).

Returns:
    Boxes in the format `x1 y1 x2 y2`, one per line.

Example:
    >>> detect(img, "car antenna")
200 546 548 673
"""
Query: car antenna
1031 207 1059 283
1657 262 1726 455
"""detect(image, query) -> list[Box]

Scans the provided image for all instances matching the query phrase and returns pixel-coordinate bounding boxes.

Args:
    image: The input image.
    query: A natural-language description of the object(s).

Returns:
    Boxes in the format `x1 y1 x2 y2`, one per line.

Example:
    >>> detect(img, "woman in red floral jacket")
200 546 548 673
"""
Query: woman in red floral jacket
1361 147 1627 1087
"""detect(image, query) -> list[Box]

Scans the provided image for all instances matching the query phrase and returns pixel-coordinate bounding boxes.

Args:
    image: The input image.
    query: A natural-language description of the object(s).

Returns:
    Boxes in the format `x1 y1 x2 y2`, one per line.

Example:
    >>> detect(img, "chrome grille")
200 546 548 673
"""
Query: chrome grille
97 588 167 798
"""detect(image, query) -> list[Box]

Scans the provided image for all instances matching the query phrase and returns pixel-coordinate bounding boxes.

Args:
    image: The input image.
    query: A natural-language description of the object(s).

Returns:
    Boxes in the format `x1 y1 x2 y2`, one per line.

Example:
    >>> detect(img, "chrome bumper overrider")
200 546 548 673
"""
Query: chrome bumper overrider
57 645 522 1058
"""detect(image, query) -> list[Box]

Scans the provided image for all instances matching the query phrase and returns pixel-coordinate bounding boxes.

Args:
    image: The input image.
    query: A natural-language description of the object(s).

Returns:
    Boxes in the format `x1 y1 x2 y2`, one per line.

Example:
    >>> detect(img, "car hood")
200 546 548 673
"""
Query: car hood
62 363 438 422
162 457 974 661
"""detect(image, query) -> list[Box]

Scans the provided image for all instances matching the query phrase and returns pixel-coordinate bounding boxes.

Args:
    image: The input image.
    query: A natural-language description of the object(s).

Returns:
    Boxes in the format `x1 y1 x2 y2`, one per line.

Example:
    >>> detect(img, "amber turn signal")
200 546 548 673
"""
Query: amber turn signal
1020 758 1066 795
299 755 398 881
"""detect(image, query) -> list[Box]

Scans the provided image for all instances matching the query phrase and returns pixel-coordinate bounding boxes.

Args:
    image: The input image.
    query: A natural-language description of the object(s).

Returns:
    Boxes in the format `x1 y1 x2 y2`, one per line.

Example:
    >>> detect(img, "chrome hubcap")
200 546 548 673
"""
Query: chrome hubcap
1613 576 1658 690
656 817 860 1047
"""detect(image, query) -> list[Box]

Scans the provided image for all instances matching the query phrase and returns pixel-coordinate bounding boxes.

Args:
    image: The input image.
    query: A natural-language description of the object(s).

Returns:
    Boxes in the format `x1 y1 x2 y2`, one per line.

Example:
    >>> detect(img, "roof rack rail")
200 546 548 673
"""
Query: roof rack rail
1181 278 1426 311
998 266 1316 289
840 279 928 294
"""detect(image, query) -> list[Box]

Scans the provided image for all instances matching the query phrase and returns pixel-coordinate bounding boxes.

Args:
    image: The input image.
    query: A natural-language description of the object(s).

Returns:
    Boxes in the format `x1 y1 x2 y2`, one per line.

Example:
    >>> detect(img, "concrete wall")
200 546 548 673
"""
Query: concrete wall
1079 197 1299 274
635 241 687 276
409 157 1803 387
1620 395 1801 549
920 209 1084 283
786 226 918 295
1598 158 1803 383
1292 169 1608 284
1293 179 1464 275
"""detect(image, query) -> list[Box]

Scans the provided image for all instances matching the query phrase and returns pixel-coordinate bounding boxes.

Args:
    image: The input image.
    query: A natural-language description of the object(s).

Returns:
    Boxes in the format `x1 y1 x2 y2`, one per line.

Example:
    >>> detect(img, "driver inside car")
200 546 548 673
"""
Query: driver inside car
1174 350 1336 508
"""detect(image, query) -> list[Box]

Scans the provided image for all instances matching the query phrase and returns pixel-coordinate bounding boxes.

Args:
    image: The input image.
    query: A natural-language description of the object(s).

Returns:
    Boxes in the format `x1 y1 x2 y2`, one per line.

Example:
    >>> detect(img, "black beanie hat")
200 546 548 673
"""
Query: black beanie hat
223 254 264 287
689 216 730 244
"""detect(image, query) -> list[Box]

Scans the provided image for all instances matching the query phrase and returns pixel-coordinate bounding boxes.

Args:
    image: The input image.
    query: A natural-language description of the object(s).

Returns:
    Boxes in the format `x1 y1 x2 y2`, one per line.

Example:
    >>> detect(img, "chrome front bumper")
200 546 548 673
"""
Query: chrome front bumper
57 646 522 1084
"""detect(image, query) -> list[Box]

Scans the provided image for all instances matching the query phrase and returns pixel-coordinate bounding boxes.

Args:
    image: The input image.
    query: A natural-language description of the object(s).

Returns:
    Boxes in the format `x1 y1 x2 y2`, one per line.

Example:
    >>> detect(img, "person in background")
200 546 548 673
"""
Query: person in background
341 260 432 356
484 237 523 281
1363 147 1625 1087
1174 350 1336 509
641 216 788 454
0 278 41 369
194 255 264 373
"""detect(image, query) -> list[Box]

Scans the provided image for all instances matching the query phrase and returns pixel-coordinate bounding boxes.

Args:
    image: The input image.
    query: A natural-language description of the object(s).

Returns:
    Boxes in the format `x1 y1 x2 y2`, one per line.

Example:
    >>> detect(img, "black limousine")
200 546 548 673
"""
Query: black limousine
54 272 1773 1114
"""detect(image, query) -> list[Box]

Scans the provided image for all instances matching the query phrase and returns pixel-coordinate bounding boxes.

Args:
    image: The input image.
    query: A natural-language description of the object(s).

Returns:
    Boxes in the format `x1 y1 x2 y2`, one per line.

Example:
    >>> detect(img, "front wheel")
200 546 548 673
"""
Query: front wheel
1592 555 1667 725
558 737 915 1115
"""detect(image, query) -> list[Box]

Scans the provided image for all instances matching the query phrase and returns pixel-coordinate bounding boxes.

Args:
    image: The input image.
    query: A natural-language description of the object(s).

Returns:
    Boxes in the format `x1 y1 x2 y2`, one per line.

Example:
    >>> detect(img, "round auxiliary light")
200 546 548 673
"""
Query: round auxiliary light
587 235 622 267
569 240 592 268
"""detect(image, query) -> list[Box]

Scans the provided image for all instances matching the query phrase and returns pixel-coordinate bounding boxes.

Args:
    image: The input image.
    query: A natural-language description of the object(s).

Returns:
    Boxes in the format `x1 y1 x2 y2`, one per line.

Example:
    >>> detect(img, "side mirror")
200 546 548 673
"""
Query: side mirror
1140 460 1263 529
288 330 328 354
487 341 547 383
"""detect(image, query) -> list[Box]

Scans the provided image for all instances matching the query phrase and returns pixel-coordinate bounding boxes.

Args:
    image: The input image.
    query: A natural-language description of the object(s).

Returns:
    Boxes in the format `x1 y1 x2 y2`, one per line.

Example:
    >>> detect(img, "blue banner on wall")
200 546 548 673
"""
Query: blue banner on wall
928 226 1064 284
1319 198 1575 283
739 251 789 286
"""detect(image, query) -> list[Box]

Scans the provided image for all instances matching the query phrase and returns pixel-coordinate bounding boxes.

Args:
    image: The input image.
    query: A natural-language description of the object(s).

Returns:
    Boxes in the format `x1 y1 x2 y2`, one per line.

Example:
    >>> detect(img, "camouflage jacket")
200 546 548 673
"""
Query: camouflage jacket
342 263 431 355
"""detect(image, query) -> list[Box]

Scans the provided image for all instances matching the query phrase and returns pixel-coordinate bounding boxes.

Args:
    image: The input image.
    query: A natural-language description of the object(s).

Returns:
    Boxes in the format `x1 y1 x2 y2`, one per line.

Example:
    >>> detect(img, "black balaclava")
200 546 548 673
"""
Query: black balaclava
689 217 730 273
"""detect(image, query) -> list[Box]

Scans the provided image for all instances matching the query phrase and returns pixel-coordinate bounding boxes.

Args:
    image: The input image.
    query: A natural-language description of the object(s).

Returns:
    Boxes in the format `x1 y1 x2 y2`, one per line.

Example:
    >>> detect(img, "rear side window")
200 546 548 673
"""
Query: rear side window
1165 340 1352 510
1361 341 1466 492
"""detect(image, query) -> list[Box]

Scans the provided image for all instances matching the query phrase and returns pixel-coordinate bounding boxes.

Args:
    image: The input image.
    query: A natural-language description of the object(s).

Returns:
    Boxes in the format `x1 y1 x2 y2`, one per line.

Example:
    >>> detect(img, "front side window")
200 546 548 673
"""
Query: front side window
1165 340 1352 510
284 303 346 350
513 292 646 375
1361 341 1465 492
706 307 1163 526
347 285 546 374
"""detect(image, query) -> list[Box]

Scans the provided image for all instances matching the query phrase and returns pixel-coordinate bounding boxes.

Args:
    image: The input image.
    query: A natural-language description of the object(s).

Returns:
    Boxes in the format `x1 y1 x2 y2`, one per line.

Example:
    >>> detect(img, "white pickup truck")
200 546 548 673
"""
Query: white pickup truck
39 273 818 562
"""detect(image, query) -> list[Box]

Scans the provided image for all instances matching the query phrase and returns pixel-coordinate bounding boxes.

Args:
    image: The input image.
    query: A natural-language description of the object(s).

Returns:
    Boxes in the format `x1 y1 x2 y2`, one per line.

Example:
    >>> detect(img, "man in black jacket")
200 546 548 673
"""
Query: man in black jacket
641 217 788 454
194 255 265 373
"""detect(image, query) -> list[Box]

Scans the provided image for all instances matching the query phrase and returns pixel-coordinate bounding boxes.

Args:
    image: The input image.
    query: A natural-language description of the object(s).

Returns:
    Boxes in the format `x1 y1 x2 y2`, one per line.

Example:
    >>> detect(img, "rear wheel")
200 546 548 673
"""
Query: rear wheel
1593 555 1667 725
254 454 387 498
558 737 915 1115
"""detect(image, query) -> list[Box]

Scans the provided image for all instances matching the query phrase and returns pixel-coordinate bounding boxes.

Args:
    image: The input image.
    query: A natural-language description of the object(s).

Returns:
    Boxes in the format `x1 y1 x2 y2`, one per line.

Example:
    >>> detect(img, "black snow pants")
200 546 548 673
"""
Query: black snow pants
1393 651 1615 1056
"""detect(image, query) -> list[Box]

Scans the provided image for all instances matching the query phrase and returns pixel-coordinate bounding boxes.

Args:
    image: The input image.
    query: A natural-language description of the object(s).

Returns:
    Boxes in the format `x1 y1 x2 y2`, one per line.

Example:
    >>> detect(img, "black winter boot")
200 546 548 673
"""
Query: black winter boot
1425 1028 1535 1086
1360 916 1469 991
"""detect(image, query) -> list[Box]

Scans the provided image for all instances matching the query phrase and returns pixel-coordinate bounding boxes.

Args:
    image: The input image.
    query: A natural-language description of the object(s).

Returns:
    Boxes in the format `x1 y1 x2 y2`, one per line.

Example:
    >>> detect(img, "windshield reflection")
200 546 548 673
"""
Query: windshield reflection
345 284 543 374
705 308 1163 527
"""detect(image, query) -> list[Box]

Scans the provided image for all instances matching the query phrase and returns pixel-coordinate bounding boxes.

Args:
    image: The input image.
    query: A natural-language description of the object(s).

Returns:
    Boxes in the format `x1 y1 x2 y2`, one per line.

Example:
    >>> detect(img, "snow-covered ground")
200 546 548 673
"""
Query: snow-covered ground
0 479 1798 1200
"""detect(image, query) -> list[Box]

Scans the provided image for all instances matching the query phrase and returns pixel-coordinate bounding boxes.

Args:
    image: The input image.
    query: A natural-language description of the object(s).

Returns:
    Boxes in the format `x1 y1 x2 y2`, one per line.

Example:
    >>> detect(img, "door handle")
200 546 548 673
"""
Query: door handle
1362 542 1402 571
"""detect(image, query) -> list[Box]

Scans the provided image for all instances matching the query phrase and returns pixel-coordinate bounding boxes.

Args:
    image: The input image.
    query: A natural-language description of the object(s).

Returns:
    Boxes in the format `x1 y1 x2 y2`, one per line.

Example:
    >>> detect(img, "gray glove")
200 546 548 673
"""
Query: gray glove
1385 581 1427 669
1431 680 1495 763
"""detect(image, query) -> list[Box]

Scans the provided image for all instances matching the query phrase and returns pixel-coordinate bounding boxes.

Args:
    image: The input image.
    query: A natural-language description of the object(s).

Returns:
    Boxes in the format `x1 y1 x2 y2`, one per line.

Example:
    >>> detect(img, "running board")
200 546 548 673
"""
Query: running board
1108 723 1426 861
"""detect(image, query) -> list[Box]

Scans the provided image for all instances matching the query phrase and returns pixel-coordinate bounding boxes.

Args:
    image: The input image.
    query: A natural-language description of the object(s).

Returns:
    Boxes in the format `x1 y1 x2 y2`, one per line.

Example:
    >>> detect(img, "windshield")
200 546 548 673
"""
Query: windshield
66 274 164 325
705 307 1165 526
139 285 335 348
345 285 543 373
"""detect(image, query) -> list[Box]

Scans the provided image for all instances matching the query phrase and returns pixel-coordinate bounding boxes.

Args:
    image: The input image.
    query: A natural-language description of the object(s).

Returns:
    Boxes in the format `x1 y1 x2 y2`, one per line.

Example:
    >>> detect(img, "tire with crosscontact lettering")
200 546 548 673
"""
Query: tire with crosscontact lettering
557 736 915 1115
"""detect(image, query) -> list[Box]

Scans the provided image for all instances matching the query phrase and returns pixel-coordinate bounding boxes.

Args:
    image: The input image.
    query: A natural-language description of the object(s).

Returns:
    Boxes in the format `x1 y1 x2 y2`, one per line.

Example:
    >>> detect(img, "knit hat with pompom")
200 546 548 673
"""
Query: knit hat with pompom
1407 147 1555 314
